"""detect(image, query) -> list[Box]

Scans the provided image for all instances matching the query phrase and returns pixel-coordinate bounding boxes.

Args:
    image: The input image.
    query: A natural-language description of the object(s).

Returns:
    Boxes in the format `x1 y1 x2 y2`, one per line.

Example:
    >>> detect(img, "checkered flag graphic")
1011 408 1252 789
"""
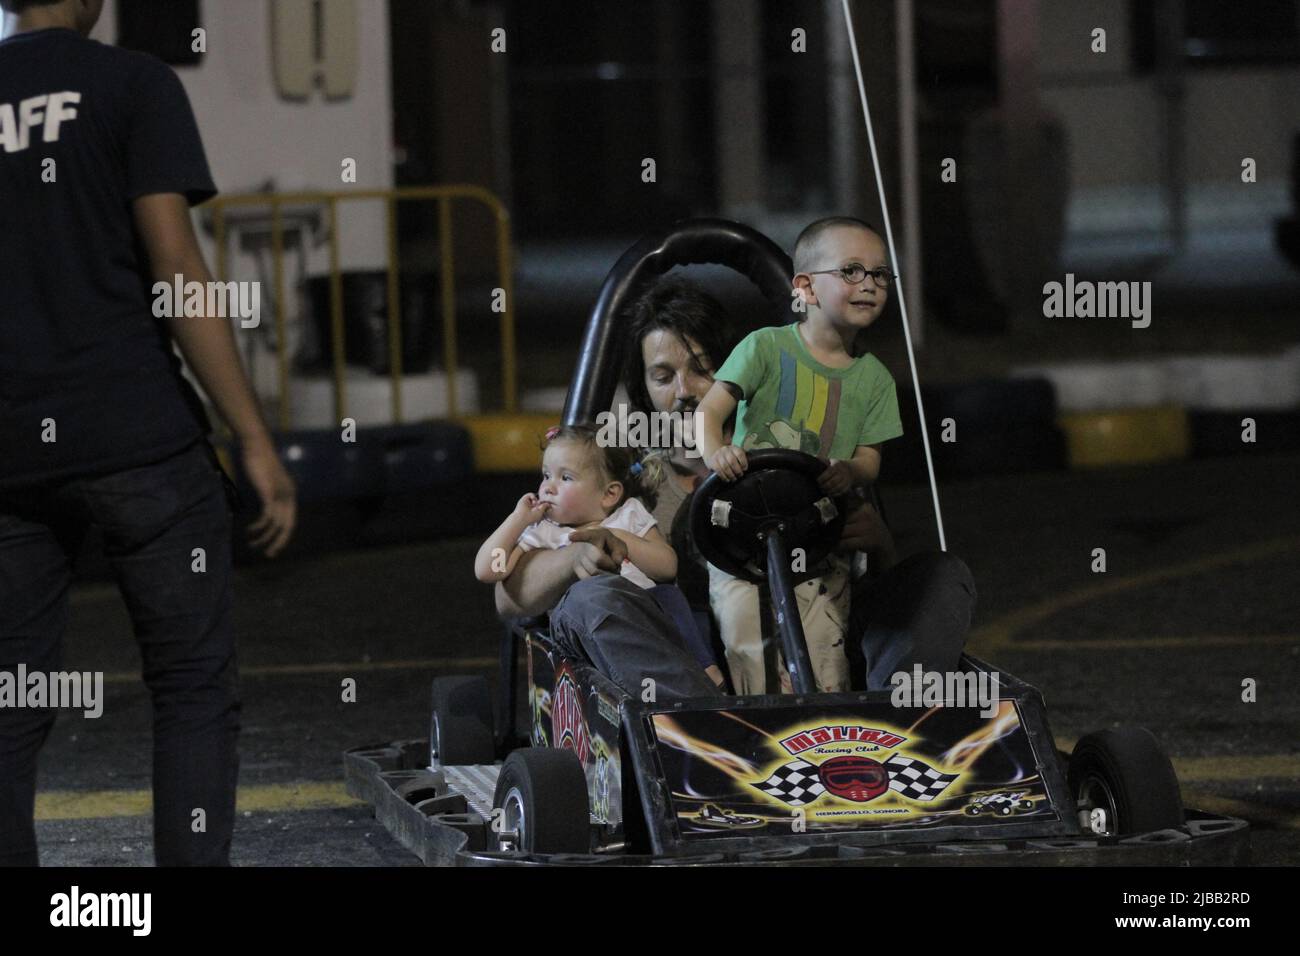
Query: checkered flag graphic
753 759 826 807
883 754 959 801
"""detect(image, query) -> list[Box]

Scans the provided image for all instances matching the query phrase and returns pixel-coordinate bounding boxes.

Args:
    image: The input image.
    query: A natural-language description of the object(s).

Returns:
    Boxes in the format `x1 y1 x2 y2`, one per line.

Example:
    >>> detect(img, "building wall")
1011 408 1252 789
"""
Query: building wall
94 0 394 268
1036 0 1298 232
88 0 396 405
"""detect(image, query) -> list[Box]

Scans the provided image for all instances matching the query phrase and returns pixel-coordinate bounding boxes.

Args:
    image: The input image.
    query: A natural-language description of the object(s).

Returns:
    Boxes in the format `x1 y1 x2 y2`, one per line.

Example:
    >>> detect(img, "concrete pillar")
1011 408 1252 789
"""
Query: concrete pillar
712 0 767 217
657 1 693 211
826 1 901 228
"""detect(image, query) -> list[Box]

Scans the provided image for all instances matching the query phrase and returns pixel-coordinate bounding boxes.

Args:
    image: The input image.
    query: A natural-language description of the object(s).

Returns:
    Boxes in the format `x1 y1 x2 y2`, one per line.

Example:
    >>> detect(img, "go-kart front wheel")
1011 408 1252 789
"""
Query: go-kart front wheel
491 749 590 854
1068 726 1183 837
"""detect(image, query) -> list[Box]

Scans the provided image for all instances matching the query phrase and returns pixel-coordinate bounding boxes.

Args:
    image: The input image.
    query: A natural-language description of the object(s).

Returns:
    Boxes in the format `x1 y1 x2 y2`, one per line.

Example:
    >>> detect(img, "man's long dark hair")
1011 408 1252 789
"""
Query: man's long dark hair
621 276 734 415
0 0 63 12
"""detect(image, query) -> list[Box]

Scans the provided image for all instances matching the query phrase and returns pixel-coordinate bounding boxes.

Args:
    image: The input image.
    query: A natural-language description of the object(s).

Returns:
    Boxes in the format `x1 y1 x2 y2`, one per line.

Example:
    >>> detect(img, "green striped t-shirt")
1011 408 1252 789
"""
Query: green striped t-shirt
714 323 902 460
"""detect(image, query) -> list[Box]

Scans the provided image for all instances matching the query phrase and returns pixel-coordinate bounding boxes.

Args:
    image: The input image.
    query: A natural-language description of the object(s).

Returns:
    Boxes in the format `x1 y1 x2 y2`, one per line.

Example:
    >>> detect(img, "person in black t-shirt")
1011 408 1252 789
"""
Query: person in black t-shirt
0 0 297 866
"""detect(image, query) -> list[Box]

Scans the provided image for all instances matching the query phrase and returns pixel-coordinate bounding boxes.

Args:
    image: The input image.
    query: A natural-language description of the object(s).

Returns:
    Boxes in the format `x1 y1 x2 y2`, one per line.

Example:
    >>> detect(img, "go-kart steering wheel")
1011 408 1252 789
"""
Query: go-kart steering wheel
690 449 847 694
690 449 846 585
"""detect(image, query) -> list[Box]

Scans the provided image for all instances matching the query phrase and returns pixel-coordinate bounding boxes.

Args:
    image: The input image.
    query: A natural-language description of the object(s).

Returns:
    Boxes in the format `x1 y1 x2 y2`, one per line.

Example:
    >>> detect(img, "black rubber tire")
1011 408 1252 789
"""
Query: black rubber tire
889 420 1068 482
1067 727 1183 836
430 676 495 767
431 676 494 728
492 749 590 854
918 378 1059 428
998 804 1013 816
247 429 386 505
374 422 475 493
431 713 494 767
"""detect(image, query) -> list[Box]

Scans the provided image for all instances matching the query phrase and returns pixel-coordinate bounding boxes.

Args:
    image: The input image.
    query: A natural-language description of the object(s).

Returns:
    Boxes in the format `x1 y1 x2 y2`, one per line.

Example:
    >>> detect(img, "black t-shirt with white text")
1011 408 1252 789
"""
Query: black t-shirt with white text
0 27 217 490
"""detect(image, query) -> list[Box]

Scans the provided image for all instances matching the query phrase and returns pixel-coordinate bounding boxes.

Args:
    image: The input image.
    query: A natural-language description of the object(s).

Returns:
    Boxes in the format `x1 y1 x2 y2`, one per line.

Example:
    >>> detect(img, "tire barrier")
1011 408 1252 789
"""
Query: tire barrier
221 421 480 557
1000 350 1300 469
1013 352 1300 412
1010 360 1171 413
1057 406 1191 469
462 412 558 473
1162 353 1300 411
258 427 388 504
890 378 1067 481
373 421 474 494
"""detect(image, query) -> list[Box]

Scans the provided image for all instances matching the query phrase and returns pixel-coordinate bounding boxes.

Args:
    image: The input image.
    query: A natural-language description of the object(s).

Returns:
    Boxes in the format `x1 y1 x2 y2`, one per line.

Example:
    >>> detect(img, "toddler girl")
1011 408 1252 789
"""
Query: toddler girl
474 424 723 685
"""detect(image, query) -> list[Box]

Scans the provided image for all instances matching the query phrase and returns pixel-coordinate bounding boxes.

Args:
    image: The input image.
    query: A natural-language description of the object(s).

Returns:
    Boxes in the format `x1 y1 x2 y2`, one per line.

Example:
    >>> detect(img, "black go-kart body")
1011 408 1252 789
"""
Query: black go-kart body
344 219 1249 866
344 622 1247 865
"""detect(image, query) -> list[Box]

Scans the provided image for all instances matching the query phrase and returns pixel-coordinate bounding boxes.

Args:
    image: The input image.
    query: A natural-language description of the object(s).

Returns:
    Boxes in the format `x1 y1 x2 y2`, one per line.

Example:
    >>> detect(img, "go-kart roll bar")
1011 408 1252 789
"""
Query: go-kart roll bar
762 530 817 695
563 218 794 425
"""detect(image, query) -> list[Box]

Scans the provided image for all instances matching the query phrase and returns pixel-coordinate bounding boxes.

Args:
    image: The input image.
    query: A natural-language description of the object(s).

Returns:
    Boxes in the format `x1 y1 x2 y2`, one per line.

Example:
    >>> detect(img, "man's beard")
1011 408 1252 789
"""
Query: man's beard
657 402 706 470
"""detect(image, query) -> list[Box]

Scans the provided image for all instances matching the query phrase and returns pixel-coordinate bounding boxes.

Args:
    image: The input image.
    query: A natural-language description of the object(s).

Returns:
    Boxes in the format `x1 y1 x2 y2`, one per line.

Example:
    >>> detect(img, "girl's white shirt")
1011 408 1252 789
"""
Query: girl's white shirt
517 497 658 589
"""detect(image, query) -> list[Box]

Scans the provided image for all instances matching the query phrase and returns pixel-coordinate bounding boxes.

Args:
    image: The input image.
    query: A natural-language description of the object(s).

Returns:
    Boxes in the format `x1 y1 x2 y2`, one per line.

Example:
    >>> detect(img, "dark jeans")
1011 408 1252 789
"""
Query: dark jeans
850 551 977 691
0 441 239 867
549 576 722 702
547 551 975 702
647 583 717 671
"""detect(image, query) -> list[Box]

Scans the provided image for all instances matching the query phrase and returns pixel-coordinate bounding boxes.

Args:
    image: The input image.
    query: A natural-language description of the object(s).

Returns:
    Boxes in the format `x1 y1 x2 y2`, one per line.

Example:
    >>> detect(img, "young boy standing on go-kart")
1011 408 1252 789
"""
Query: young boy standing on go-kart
697 217 903 695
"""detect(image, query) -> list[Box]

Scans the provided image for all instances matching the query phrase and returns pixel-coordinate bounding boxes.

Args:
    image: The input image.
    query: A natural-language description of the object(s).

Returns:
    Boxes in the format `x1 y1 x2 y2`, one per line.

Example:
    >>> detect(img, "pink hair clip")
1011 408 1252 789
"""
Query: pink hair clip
544 425 561 442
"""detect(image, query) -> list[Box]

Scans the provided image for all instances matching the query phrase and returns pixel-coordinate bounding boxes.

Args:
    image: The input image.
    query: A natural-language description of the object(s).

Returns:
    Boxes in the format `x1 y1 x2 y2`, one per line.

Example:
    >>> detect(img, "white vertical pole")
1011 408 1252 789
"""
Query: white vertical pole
839 0 947 551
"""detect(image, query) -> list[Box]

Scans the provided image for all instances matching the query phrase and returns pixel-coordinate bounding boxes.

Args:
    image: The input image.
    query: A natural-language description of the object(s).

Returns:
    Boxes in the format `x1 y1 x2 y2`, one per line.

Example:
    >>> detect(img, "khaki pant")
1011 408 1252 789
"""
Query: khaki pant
707 555 852 694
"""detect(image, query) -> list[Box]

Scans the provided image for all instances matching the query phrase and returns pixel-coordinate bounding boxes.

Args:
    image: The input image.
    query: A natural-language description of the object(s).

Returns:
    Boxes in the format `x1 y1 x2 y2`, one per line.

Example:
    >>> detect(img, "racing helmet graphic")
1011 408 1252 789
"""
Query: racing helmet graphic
818 755 889 802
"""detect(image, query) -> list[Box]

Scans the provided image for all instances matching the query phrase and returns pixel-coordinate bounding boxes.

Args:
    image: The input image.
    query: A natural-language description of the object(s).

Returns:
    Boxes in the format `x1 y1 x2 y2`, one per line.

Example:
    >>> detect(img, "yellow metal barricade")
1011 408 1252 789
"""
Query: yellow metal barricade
206 185 518 431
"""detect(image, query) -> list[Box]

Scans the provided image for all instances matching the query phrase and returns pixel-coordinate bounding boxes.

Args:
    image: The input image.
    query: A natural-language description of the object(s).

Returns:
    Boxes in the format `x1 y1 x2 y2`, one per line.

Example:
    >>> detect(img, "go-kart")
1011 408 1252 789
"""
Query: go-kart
343 218 1249 865
964 791 1036 817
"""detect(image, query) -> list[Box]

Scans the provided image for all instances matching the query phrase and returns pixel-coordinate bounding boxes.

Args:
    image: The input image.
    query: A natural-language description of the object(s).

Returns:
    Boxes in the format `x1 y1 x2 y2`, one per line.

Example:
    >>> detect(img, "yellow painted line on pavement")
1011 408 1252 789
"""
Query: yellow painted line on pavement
36 753 1299 822
969 535 1300 654
1011 634 1297 651
36 781 361 822
1052 740 1300 783
1174 753 1300 783
100 656 499 684
1181 792 1300 830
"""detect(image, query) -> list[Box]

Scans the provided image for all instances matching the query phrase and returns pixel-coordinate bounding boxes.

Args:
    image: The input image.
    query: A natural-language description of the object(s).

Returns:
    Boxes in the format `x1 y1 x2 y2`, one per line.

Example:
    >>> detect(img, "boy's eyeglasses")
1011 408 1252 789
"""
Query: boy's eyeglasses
807 264 897 287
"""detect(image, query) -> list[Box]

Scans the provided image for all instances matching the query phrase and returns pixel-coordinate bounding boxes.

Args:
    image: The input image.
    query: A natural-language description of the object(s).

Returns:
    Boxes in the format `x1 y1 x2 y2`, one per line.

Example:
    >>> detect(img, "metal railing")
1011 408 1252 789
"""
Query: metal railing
206 185 517 430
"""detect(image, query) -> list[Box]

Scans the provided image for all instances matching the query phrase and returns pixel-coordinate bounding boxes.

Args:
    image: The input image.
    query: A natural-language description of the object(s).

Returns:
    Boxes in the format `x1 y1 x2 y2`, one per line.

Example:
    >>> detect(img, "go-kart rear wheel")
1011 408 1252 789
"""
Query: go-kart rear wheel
430 676 495 768
491 749 590 855
1068 726 1183 837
